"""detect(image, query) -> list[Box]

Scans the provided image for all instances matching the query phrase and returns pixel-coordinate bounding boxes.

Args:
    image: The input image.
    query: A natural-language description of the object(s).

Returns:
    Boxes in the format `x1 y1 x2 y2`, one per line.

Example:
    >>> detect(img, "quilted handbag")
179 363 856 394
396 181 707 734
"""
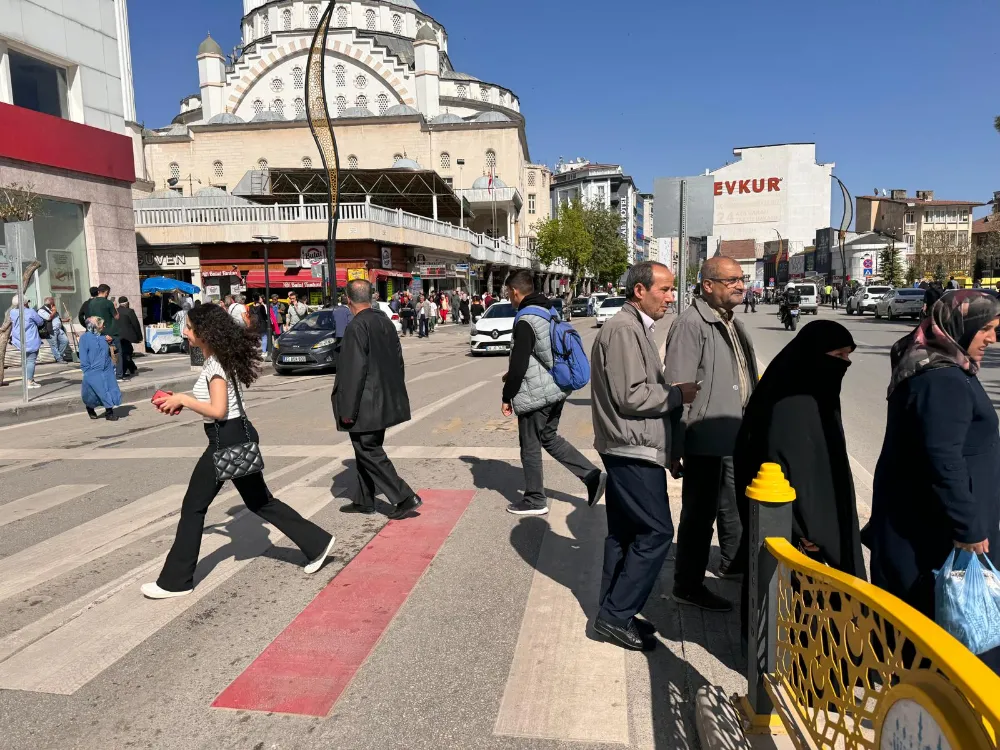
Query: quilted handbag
212 377 264 482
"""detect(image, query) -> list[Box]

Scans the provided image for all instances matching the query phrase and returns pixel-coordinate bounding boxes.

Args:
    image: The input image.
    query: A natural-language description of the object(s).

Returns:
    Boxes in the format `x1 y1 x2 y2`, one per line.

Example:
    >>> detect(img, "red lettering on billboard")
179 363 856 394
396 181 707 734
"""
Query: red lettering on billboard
713 177 783 197
738 179 751 194
714 182 723 196
768 177 781 192
752 178 765 193
725 181 737 195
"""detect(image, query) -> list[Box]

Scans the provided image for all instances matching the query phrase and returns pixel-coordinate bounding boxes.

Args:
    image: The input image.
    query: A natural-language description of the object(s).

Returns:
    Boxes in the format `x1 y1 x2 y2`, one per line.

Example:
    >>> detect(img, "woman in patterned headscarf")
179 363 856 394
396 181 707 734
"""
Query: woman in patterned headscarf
868 290 1000 668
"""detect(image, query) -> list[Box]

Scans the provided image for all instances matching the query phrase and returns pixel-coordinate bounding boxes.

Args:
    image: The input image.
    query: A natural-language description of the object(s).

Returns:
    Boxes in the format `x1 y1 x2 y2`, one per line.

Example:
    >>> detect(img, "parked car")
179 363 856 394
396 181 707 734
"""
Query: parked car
548 297 565 322
875 288 925 320
595 296 626 327
785 282 818 314
470 302 515 355
376 301 403 334
273 309 340 374
588 292 609 316
846 285 891 315
571 296 590 317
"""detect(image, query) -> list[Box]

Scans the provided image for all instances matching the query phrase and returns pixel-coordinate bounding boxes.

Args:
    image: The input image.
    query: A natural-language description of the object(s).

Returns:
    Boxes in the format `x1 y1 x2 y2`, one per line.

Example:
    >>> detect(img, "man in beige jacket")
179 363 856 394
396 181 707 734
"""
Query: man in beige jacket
590 261 699 651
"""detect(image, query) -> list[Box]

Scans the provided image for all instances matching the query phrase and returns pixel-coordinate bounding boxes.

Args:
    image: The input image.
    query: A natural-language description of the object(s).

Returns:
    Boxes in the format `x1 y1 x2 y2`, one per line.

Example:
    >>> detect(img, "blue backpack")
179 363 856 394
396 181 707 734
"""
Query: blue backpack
514 306 590 391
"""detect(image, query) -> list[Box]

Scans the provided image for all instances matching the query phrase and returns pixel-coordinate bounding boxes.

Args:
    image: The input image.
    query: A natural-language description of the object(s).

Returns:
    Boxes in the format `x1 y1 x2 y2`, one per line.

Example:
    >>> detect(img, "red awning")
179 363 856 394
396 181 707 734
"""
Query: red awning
245 269 323 289
369 269 412 281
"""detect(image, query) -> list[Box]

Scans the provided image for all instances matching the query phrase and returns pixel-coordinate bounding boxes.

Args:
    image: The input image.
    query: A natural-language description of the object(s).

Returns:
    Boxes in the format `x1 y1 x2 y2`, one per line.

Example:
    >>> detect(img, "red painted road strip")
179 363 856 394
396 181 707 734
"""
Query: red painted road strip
212 489 476 717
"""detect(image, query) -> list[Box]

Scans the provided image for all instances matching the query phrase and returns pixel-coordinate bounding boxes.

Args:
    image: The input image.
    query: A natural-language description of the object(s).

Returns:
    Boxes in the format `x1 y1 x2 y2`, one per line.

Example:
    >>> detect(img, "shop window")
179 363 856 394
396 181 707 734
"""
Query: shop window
440 152 451 169
336 5 348 27
9 50 69 119
293 66 304 89
294 97 305 118
336 95 346 116
348 155 359 168
377 93 389 115
335 65 346 87
392 14 403 34
365 9 376 30
309 6 319 26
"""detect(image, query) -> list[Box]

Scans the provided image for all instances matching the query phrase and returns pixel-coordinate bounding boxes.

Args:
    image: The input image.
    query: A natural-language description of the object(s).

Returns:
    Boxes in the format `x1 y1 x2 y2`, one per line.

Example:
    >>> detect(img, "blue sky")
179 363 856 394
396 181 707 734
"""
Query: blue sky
130 0 1000 222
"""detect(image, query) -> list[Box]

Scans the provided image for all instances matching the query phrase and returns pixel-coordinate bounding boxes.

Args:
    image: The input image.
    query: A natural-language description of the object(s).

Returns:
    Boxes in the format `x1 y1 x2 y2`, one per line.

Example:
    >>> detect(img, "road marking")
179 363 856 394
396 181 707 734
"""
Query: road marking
212 488 476 716
494 498 629 744
407 359 478 384
0 484 106 527
0 485 335 695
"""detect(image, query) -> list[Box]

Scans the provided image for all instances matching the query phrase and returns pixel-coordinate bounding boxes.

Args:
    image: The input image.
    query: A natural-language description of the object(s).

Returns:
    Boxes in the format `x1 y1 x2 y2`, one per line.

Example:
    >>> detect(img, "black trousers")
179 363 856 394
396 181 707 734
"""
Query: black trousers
120 339 137 375
674 455 742 593
156 420 332 592
517 400 597 508
418 317 429 337
110 336 124 379
598 454 674 627
349 429 415 509
401 314 414 335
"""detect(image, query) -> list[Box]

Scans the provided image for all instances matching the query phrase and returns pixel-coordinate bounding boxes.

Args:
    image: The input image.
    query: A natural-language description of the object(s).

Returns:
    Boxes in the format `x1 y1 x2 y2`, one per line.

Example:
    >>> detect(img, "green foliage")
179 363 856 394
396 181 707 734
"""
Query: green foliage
686 265 700 288
0 183 41 223
878 245 904 286
933 263 946 284
905 263 918 286
533 199 629 285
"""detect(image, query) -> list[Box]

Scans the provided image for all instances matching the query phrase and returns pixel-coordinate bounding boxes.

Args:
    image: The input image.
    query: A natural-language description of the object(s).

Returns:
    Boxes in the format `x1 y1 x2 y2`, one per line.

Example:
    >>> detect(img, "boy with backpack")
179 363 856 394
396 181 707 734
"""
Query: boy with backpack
500 270 606 516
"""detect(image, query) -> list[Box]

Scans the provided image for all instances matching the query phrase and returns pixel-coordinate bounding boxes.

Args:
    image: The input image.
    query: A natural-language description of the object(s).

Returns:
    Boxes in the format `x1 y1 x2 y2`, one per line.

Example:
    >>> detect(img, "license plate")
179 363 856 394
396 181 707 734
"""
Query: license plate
790 310 799 316
485 345 505 351
282 355 307 363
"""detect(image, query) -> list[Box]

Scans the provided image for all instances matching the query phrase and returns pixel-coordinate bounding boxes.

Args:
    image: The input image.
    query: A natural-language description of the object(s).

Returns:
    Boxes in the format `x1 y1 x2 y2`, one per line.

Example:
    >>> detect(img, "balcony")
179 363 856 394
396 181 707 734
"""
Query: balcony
133 201 569 275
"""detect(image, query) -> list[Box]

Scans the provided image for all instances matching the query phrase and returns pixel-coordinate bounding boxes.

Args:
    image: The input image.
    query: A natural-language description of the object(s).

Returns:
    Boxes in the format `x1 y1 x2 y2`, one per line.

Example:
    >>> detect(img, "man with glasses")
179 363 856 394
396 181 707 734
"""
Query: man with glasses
663 256 758 612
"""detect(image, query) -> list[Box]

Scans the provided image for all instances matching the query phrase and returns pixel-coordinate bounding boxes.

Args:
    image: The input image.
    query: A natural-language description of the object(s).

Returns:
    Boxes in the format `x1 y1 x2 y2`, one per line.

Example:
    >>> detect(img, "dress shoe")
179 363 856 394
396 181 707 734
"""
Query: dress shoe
594 617 656 651
672 585 732 612
86 407 99 419
586 470 608 508
389 494 423 520
339 502 376 514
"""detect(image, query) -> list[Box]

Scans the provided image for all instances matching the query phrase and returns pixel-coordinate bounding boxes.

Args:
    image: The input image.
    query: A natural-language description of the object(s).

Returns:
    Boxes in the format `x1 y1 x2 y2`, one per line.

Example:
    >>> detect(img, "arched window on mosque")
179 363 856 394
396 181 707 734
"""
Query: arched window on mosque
365 9 376 30
393 153 403 162
456 84 467 99
169 162 180 181
282 9 291 31
355 94 368 111
302 157 312 169
485 149 497 172
294 97 305 118
292 66 304 89
336 5 348 27
348 155 359 169
355 74 367 89
440 152 451 170
480 87 489 102
252 99 264 115
335 65 346 87
271 77 283 92
257 158 268 171
309 6 319 27
213 161 224 179
392 14 403 34
273 98 284 117
336 96 347 116
499 91 507 106
528 171 536 187
376 94 388 115
261 12 269 35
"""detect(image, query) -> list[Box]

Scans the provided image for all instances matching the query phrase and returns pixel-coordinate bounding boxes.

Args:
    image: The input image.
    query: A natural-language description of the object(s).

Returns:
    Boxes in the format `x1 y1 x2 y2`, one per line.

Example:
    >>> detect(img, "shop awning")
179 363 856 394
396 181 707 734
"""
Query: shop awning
245 269 323 289
370 269 412 281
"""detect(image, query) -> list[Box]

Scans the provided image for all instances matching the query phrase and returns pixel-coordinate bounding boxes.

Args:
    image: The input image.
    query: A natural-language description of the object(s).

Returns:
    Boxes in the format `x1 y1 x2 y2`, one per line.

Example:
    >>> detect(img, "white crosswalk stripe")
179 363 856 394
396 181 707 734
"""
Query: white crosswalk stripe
0 484 106 528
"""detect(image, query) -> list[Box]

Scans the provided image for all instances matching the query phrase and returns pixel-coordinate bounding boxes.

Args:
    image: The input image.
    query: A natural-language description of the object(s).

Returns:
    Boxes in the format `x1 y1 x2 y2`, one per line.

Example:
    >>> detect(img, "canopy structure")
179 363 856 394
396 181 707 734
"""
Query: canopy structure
141 277 201 294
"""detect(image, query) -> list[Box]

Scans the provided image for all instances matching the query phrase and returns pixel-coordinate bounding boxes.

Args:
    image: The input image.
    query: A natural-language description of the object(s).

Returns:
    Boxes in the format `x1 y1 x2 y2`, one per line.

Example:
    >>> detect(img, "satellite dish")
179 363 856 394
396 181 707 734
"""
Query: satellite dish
167 177 179 187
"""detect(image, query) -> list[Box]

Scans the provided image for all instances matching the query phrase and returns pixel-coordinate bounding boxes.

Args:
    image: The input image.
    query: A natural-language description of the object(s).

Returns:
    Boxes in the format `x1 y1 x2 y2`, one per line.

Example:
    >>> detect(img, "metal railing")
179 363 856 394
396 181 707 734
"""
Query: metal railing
741 463 1000 749
133 200 569 275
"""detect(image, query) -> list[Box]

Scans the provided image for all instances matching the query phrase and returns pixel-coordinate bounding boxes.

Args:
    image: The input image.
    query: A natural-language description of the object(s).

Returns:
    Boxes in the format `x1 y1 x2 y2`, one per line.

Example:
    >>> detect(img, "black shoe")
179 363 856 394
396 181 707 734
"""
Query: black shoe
594 617 655 651
586 470 608 508
339 502 376 514
506 500 549 516
86 407 99 420
672 585 732 612
716 559 745 580
389 494 422 520
104 408 118 421
633 617 657 637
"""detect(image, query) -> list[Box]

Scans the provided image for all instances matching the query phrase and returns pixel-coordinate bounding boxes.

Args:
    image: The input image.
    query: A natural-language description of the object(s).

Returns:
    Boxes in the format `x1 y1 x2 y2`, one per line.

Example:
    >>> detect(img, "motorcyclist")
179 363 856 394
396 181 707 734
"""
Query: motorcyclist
778 285 801 327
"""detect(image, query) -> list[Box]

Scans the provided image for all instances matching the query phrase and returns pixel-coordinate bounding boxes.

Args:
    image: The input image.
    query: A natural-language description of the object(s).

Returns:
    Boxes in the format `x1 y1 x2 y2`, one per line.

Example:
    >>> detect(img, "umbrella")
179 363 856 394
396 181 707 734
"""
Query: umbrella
141 277 201 294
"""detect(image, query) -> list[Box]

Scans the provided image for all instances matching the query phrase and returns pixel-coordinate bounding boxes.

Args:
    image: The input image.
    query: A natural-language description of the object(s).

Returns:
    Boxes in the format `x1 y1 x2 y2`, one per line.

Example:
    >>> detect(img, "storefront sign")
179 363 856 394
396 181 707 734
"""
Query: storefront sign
381 247 392 269
417 265 448 278
204 285 221 297
202 266 242 278
713 178 781 196
454 263 469 273
138 250 196 270
0 256 15 292
309 290 323 305
300 245 325 267
347 268 367 281
231 284 245 294
789 254 805 278
46 249 76 293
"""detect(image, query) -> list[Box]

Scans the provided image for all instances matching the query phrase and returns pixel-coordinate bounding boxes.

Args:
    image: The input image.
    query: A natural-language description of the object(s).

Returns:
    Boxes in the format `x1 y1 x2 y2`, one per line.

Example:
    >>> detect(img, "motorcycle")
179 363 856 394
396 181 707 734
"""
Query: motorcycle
779 300 800 331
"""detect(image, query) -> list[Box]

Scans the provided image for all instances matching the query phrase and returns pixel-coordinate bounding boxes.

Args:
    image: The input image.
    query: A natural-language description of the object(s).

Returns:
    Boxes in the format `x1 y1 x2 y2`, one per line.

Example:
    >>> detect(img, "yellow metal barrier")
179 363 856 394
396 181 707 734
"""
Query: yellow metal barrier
740 462 1000 749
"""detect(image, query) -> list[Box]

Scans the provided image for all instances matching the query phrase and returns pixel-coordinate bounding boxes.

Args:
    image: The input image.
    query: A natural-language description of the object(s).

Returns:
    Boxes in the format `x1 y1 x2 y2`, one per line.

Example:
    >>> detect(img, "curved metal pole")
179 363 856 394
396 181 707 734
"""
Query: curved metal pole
833 176 853 285
306 4 340 305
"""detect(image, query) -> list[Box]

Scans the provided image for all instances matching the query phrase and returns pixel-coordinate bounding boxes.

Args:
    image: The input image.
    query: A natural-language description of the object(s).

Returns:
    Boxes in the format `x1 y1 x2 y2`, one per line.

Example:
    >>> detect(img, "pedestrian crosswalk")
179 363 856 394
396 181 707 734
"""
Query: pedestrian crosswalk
0 484 105 528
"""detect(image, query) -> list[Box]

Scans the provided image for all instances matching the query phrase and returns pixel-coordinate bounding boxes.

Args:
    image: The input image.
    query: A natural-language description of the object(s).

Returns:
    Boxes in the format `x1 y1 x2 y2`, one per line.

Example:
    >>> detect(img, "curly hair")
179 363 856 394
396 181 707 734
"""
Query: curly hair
186 302 261 388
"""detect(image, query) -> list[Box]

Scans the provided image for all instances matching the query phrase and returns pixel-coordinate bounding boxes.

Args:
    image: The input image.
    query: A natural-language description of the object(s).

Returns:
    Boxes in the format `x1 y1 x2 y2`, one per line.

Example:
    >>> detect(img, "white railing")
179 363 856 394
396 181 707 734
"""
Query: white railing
133 200 568 273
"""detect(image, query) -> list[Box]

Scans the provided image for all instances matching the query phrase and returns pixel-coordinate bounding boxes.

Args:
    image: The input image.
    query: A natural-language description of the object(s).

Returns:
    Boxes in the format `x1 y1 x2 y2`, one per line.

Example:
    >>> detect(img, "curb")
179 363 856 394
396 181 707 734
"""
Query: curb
695 686 796 750
0 375 196 427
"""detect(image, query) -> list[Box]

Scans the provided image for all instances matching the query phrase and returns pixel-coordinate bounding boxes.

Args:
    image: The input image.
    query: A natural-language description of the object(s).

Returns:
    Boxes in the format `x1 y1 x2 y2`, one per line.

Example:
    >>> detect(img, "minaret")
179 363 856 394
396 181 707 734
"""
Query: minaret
197 33 226 121
114 0 137 123
412 24 440 119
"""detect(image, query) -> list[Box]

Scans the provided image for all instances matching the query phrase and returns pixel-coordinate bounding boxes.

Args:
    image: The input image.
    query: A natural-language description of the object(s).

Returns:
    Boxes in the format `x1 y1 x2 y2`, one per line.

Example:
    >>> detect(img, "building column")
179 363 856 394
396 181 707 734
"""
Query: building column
114 0 137 123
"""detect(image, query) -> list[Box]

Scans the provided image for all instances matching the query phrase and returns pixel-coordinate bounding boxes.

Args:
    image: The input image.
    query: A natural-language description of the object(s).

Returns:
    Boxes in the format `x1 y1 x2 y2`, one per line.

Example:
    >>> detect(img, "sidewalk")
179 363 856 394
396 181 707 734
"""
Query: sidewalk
0 352 197 425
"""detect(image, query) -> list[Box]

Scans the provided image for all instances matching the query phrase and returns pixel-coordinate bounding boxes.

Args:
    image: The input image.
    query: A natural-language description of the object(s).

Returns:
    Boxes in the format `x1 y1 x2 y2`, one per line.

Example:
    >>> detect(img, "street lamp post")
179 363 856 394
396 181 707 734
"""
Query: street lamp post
253 234 278 354
457 158 465 229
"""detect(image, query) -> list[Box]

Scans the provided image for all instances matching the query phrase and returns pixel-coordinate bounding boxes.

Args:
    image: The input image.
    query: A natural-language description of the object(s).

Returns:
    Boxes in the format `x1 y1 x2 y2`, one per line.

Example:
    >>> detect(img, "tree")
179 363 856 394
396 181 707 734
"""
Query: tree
583 201 628 286
686 265 700 289
905 262 918 286
913 231 971 282
533 199 628 289
878 244 904 286
0 182 41 223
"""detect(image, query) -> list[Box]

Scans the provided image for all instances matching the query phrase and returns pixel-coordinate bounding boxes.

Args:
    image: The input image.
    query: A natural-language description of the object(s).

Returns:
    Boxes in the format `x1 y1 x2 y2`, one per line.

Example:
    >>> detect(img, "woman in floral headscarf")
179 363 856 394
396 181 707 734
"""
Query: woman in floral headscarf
868 291 1000 663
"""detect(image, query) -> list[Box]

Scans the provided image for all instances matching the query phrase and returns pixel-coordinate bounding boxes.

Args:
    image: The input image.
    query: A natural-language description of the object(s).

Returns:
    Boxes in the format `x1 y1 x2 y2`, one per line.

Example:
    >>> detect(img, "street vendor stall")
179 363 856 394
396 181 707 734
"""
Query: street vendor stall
141 277 200 354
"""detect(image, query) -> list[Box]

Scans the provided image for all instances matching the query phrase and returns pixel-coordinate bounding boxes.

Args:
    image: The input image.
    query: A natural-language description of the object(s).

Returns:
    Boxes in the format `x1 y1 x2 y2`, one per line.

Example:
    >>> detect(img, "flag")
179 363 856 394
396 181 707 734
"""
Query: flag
487 172 494 194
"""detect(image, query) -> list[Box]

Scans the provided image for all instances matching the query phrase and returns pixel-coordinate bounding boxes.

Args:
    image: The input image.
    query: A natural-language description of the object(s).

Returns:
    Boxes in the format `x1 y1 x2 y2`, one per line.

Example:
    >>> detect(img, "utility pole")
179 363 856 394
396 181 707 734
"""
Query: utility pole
678 179 687 309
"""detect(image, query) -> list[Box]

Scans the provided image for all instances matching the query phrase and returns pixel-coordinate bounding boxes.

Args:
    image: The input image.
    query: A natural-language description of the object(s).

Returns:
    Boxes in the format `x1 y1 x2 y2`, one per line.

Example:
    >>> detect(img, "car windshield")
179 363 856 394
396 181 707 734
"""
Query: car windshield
600 297 626 310
573 297 588 304
867 287 891 295
794 285 816 296
482 304 515 319
290 311 336 331
896 289 925 298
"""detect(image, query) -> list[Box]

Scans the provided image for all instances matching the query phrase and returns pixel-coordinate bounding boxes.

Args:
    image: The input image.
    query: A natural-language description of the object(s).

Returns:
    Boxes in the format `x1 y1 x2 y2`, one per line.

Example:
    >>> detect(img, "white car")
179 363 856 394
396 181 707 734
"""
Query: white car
470 301 515 354
376 301 402 334
595 296 626 326
588 292 609 316
785 282 818 314
846 285 891 315
875 288 924 320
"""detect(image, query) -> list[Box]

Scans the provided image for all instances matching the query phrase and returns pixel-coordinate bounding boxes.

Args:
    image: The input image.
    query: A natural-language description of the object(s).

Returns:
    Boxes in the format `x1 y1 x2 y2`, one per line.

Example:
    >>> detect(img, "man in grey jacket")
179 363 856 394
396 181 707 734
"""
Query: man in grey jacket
591 261 700 651
663 256 758 613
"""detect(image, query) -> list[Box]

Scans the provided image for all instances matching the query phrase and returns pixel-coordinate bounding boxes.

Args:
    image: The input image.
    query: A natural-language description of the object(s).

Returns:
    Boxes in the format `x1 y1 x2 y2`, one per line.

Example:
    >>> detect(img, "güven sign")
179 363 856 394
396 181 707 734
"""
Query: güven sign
714 178 782 196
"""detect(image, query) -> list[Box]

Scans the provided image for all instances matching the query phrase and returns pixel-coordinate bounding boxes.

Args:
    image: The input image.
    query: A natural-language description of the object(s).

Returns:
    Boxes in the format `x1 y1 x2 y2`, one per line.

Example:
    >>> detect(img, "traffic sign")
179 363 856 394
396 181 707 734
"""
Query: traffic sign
863 268 873 276
862 257 873 270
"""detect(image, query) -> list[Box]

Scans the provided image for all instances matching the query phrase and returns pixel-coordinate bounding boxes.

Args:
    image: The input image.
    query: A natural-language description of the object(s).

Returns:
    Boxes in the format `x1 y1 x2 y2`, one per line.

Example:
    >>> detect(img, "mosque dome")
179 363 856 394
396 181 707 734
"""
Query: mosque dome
415 25 437 42
341 107 375 118
388 0 422 9
392 157 422 170
384 104 420 117
250 110 284 123
207 112 245 125
474 111 512 123
195 187 231 198
158 123 189 136
149 189 181 199
198 34 223 56
430 113 464 124
472 175 506 189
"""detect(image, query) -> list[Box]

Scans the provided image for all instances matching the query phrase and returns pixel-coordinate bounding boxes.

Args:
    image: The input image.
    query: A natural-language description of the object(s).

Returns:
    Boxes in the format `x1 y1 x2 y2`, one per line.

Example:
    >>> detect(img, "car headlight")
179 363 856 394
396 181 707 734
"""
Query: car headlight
312 337 338 349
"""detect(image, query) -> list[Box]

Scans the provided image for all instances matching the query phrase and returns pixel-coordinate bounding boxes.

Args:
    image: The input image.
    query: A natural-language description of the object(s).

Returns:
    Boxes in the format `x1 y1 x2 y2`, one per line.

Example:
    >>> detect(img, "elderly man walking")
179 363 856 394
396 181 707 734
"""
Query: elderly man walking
663 256 758 612
334 279 422 519
590 261 699 650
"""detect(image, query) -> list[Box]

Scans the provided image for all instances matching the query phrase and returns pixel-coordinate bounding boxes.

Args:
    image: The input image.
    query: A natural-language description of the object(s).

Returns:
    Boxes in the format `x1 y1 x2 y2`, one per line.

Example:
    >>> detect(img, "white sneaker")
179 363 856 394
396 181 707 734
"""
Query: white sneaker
140 582 193 599
304 535 336 575
27 381 41 389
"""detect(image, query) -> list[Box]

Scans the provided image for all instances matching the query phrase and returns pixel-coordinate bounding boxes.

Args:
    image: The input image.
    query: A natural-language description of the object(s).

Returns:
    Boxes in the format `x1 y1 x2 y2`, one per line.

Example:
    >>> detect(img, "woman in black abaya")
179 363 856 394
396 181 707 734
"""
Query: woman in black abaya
733 320 865 645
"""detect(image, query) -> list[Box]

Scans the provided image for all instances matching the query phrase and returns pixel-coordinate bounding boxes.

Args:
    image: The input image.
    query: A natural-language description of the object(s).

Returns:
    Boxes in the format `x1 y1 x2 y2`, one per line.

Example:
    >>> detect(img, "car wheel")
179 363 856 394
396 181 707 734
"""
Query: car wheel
875 308 882 319
888 308 896 321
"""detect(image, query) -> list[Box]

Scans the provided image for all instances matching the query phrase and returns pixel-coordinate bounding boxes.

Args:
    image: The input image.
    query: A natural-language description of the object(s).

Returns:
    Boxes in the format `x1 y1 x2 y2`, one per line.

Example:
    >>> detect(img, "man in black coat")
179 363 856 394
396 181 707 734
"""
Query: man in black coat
333 279 422 519
116 297 143 377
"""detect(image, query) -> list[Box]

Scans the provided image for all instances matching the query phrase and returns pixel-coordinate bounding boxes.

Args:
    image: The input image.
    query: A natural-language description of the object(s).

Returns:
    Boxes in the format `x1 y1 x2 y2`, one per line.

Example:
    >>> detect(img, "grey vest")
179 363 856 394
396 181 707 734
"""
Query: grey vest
511 312 567 415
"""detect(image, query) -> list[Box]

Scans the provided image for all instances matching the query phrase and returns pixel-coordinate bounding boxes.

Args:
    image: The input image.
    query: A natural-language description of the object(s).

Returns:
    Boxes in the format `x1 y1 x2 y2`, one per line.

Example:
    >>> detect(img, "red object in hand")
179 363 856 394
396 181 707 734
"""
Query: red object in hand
152 390 182 415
